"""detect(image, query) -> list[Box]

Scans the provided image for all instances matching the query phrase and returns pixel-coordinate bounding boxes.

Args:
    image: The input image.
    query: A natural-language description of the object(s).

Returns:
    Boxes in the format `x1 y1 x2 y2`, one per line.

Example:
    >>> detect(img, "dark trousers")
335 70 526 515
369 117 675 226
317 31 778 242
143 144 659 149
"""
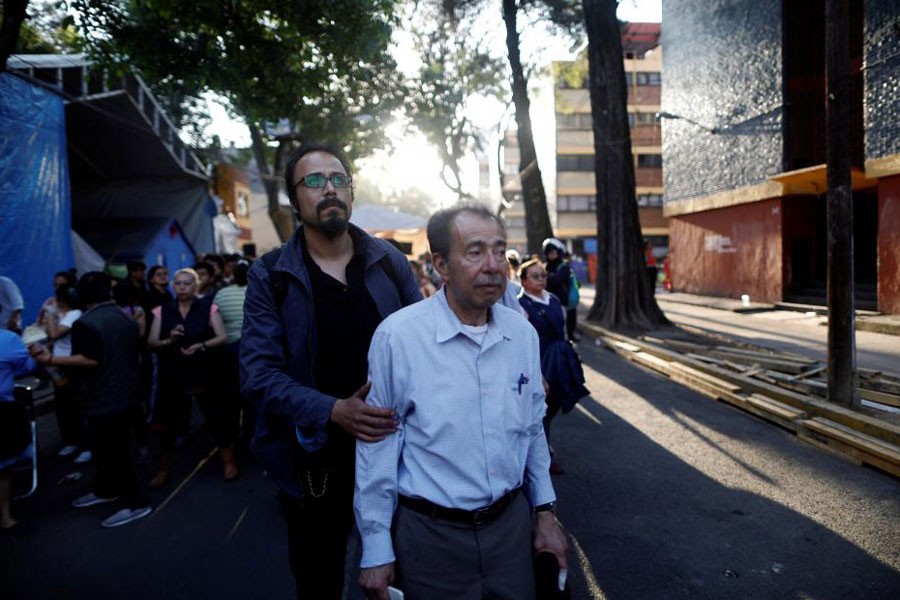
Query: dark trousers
158 389 238 451
222 342 255 443
53 382 85 448
565 307 577 341
86 408 148 509
278 483 355 600
394 493 536 599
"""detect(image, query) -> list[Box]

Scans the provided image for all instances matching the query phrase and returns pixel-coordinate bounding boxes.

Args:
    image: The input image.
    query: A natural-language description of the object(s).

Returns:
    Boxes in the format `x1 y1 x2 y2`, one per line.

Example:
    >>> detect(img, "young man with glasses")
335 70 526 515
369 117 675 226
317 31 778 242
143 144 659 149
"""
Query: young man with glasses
240 141 422 599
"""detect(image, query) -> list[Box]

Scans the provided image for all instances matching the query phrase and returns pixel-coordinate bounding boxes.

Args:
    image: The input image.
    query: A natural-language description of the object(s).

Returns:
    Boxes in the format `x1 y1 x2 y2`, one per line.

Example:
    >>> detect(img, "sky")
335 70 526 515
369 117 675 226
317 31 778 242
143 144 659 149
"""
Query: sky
206 0 662 207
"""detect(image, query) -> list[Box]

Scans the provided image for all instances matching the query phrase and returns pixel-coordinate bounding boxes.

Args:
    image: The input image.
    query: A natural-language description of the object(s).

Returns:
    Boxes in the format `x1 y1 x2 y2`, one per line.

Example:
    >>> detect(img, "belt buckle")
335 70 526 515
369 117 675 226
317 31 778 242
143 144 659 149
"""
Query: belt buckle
473 505 492 526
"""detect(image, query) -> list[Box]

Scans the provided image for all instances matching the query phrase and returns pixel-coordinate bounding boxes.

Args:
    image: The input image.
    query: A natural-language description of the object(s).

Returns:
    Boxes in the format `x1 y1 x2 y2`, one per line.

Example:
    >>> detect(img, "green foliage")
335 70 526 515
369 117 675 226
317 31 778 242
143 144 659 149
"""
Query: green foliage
71 0 404 160
405 2 506 199
12 0 83 53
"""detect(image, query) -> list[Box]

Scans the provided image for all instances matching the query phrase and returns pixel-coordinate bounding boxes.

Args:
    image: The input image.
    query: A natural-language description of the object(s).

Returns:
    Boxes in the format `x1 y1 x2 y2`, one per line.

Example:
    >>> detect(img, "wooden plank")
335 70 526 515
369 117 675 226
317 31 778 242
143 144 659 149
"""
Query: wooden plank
798 418 900 477
707 351 808 374
583 322 900 447
667 363 743 393
711 346 818 365
719 392 805 431
613 341 642 353
859 378 900 396
790 366 827 380
746 394 808 421
859 388 900 409
631 351 671 374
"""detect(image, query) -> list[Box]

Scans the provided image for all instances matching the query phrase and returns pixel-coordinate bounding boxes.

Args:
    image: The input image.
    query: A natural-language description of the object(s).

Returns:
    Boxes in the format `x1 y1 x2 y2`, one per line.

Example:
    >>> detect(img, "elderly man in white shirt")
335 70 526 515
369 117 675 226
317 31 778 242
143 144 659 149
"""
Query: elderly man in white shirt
356 204 568 600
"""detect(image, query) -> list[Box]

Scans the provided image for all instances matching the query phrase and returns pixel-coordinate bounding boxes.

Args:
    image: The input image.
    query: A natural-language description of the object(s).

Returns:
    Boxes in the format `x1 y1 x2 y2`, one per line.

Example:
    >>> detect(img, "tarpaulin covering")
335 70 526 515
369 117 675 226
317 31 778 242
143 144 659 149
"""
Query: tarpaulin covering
73 178 215 257
0 73 74 324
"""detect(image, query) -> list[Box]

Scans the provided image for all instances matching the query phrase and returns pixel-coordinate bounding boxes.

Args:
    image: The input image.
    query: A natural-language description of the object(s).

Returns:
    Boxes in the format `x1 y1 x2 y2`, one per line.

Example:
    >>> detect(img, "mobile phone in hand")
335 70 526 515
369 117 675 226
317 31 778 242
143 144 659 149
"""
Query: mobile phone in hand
387 586 404 600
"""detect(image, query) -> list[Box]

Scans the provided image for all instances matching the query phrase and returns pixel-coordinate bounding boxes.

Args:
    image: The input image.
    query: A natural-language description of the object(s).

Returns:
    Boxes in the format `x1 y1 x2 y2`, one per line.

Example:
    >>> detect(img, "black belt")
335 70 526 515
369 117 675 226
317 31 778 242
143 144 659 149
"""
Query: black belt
398 488 521 526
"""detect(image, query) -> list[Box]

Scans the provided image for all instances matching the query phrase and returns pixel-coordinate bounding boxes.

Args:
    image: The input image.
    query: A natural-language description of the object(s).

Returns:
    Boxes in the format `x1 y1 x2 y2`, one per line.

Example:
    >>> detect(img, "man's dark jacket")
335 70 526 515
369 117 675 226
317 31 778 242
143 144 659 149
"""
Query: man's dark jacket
240 224 422 498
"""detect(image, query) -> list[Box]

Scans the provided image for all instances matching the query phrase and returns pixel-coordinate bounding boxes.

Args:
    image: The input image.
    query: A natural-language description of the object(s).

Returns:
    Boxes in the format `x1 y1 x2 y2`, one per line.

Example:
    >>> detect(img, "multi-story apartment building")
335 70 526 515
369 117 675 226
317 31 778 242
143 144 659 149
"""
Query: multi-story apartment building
554 22 667 273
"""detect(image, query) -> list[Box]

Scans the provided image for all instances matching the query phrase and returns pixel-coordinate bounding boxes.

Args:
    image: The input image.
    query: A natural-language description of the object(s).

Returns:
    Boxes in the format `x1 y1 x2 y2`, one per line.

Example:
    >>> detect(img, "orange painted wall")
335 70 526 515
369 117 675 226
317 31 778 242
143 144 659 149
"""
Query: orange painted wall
669 199 783 302
878 175 900 314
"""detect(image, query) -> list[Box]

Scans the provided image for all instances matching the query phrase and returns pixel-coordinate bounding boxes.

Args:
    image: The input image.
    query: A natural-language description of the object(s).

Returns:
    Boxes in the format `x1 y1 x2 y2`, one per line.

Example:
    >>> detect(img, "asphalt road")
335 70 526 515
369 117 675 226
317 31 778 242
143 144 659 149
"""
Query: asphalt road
554 339 900 599
3 336 899 599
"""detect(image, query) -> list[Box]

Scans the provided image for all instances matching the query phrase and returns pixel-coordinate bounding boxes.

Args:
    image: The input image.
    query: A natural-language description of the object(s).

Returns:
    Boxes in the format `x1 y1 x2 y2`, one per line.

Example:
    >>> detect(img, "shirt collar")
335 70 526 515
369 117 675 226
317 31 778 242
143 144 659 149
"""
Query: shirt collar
432 287 514 346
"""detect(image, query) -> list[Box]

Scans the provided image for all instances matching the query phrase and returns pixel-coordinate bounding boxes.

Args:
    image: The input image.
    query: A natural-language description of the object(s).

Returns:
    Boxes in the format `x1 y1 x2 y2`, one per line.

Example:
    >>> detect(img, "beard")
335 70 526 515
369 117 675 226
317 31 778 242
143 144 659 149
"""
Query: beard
302 197 350 239
317 213 349 239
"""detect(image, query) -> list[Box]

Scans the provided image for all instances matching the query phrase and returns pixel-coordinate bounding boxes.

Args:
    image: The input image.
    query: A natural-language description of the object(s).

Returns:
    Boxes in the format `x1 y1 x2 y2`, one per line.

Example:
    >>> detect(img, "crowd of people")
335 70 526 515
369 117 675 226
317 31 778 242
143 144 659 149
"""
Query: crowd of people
1 139 591 599
0 252 254 533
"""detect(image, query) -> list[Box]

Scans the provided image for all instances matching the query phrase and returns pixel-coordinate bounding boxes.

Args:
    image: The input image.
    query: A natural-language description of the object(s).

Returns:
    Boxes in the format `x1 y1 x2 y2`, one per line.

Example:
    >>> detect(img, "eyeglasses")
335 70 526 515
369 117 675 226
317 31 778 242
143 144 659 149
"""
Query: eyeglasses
528 273 548 280
296 172 352 189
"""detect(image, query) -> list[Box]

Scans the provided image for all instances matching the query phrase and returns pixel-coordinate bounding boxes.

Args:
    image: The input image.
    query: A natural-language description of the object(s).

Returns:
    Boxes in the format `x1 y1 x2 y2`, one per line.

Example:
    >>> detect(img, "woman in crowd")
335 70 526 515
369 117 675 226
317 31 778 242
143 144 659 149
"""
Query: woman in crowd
147 268 227 487
211 260 249 465
518 258 590 475
46 284 90 464
35 271 77 328
409 259 437 298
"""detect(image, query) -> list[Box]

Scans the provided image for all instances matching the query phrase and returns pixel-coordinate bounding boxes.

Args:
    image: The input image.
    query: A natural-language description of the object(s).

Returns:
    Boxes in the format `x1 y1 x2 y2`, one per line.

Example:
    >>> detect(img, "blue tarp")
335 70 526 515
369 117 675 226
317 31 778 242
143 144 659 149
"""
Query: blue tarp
0 73 74 324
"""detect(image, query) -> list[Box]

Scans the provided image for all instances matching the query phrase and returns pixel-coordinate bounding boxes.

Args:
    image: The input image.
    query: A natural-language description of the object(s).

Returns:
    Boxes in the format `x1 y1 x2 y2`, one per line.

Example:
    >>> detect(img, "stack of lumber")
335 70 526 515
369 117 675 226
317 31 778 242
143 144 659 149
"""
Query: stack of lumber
594 326 900 478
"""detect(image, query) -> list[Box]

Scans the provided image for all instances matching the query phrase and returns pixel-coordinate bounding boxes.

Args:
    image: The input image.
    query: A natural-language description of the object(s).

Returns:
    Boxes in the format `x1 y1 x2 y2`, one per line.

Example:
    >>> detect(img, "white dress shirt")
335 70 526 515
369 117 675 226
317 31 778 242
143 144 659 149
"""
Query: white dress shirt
355 288 556 568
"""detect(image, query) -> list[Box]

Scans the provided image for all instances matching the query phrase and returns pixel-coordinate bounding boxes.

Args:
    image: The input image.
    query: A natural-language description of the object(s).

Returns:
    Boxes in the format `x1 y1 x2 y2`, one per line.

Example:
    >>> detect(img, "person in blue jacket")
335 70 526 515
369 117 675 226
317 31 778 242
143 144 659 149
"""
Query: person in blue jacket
240 141 422 600
0 327 36 534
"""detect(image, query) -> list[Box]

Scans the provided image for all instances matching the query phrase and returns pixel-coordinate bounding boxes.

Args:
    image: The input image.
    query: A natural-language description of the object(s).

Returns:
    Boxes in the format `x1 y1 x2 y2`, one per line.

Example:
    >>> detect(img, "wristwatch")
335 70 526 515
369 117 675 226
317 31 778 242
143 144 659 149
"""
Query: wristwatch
534 501 557 514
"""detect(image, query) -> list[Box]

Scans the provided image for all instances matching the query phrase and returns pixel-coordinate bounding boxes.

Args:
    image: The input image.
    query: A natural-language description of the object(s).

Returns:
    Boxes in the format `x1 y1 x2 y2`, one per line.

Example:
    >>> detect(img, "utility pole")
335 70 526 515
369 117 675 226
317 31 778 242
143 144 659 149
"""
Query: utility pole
825 0 858 408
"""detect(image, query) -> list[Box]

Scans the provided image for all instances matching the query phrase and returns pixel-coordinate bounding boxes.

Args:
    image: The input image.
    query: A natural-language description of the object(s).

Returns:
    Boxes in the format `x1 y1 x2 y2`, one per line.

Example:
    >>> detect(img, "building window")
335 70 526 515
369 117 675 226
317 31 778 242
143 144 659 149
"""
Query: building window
637 154 662 168
628 112 657 127
558 195 596 212
637 194 663 207
557 154 595 171
504 216 526 229
557 113 593 129
625 72 661 87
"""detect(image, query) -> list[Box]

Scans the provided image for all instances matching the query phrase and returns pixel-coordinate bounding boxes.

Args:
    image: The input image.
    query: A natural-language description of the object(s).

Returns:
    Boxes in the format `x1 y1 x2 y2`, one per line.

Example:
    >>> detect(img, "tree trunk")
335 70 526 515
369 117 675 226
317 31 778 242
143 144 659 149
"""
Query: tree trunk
0 0 29 71
248 122 294 243
502 0 554 255
583 0 667 330
825 0 858 408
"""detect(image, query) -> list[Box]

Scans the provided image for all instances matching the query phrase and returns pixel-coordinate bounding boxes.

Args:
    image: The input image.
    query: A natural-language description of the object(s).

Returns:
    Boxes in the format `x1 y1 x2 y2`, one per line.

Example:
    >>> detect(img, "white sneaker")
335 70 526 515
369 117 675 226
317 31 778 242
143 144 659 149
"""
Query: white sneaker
58 445 78 457
73 450 92 464
101 506 152 528
72 492 118 508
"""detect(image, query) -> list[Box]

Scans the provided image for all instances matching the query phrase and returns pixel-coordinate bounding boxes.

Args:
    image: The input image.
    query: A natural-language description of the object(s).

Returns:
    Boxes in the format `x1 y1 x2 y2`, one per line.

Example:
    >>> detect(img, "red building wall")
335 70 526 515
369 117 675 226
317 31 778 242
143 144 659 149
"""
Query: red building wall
670 199 783 302
878 175 900 314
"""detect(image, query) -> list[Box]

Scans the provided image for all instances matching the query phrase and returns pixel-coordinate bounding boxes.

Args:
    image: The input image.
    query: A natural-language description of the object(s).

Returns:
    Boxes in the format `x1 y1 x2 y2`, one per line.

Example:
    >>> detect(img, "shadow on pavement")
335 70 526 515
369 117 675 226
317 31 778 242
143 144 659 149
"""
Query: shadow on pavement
551 340 900 600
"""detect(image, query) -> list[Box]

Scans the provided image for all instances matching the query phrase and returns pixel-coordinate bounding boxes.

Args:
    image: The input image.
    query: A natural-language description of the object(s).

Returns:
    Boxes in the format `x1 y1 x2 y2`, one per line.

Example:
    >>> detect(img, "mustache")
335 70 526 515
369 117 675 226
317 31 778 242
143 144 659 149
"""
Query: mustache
317 198 348 213
475 278 505 288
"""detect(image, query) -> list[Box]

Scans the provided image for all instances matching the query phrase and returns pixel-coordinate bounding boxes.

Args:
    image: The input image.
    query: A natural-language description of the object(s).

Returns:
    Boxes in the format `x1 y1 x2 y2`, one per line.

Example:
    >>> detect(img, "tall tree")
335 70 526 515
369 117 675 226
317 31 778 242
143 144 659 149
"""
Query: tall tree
582 0 667 329
0 0 29 69
73 0 403 242
450 0 581 254
406 4 506 201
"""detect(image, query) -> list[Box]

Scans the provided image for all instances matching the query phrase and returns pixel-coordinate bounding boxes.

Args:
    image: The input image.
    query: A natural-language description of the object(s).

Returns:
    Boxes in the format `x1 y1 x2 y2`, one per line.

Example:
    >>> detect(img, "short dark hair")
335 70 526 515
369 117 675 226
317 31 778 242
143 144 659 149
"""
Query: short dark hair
193 261 214 277
233 260 250 286
55 283 79 308
427 203 505 259
112 281 140 307
284 141 353 209
148 265 167 279
77 272 113 306
127 259 147 273
205 254 224 271
54 271 77 287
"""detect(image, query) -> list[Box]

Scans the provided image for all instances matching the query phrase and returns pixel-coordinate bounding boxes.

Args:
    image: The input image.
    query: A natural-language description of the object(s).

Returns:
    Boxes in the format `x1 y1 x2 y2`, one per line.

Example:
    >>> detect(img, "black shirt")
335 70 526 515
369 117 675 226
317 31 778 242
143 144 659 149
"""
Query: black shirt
300 228 382 400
